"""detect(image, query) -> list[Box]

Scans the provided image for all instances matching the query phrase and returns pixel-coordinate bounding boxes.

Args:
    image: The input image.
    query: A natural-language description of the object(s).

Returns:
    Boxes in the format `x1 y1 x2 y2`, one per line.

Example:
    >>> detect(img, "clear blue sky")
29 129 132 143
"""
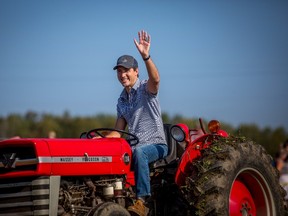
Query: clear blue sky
0 0 287 131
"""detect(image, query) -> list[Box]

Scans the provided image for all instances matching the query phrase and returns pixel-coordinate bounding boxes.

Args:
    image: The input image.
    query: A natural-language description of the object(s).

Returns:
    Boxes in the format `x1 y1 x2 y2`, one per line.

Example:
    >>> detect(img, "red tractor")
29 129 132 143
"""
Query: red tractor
0 119 286 215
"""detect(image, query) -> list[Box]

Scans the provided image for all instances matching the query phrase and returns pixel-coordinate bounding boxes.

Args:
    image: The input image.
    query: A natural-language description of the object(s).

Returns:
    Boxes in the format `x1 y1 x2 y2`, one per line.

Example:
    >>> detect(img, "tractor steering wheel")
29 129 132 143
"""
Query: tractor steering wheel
86 128 139 146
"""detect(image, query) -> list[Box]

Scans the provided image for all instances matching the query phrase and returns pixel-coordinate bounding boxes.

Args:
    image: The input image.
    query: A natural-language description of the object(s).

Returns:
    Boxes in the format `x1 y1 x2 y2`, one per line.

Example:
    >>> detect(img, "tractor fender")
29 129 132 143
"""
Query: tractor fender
175 142 202 186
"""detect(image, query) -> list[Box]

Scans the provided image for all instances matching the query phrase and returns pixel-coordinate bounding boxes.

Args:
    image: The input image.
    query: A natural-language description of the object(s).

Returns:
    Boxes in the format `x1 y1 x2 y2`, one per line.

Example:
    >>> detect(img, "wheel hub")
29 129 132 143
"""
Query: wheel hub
229 179 256 216
240 202 252 216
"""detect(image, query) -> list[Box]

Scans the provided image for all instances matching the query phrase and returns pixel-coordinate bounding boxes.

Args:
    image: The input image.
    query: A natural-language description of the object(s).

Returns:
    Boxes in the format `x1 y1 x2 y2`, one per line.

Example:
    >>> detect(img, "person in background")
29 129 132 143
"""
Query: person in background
105 30 168 216
276 139 288 201
48 130 56 138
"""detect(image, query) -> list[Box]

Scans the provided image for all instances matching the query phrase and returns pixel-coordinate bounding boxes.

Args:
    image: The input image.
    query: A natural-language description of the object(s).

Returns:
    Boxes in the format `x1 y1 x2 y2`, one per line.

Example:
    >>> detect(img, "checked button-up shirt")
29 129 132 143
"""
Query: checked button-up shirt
117 79 167 147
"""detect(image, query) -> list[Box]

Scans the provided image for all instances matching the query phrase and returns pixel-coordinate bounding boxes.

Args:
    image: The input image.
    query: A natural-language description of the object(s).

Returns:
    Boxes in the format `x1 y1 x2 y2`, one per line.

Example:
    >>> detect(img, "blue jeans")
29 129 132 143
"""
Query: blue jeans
132 143 168 198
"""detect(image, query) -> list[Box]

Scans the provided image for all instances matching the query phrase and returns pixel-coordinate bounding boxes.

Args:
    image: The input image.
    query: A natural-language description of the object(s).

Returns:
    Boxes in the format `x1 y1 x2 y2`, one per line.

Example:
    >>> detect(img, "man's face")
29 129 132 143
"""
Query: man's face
116 66 138 89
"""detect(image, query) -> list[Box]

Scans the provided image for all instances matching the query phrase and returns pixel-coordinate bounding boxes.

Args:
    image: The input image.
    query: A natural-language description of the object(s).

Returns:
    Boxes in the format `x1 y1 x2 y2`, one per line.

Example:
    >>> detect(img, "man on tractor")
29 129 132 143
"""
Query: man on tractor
105 30 168 216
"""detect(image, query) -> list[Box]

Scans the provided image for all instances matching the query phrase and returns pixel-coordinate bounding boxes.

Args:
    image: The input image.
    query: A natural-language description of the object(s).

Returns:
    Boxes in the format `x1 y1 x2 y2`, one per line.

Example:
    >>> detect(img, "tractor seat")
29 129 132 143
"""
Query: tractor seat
150 124 178 169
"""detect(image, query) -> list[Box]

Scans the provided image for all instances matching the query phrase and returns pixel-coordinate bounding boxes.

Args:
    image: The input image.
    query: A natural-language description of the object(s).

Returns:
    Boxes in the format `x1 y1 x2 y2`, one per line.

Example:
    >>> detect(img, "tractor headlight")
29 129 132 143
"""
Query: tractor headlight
170 123 189 142
123 153 130 165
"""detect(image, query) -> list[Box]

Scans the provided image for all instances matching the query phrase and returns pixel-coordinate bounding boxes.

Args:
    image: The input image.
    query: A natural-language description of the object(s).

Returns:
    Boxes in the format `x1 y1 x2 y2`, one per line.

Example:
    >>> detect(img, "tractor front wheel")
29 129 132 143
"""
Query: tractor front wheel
89 202 130 216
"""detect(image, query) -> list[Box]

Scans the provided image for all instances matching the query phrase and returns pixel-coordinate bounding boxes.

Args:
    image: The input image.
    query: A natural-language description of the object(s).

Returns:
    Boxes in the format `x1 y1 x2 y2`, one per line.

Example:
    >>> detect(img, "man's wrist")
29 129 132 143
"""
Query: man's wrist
143 55 151 61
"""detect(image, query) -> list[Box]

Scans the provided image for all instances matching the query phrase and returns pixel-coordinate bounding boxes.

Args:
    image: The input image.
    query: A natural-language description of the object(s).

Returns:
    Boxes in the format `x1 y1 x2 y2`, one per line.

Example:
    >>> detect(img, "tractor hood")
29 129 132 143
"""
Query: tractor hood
0 138 132 178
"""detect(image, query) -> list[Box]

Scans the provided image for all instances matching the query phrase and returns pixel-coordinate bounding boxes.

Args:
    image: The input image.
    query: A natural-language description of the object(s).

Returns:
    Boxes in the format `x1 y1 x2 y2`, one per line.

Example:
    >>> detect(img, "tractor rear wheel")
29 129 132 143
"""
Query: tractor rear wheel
183 138 286 215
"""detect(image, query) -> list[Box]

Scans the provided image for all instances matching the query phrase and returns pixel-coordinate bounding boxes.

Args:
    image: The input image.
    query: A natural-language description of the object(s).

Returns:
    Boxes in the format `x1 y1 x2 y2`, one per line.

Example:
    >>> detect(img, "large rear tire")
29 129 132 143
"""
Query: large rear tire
183 137 287 215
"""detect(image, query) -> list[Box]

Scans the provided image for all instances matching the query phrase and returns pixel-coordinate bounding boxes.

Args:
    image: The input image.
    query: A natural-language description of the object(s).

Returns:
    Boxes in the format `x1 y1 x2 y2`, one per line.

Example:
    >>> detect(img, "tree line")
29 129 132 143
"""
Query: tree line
0 111 287 157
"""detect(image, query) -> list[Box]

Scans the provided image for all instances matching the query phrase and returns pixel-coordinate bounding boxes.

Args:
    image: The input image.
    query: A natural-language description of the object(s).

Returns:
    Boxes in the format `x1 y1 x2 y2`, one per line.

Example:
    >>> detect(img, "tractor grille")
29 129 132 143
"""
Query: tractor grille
0 145 37 174
0 176 50 216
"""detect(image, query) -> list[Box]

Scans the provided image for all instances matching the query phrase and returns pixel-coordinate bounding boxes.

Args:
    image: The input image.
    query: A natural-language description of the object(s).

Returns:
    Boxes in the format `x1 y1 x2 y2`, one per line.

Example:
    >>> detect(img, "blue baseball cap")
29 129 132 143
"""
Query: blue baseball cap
113 55 138 70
